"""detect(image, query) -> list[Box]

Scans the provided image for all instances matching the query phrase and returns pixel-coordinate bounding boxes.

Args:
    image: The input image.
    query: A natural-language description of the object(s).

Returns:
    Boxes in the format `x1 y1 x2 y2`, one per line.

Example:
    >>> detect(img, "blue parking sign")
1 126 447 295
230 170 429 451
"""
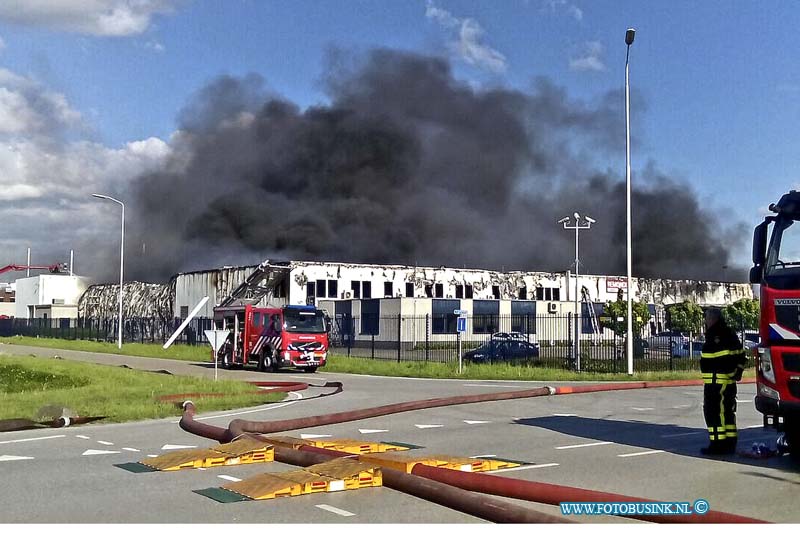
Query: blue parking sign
457 317 467 333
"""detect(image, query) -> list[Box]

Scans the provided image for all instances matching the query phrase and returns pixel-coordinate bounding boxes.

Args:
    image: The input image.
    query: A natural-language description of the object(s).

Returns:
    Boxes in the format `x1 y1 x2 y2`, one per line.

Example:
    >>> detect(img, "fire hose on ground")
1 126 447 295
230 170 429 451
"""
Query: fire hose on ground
178 378 765 524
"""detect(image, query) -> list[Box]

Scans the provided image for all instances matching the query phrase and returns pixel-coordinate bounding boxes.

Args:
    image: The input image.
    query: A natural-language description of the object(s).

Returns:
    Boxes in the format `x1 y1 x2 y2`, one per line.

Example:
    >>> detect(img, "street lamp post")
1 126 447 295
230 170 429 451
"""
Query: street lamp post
625 28 636 376
92 194 125 349
559 212 596 371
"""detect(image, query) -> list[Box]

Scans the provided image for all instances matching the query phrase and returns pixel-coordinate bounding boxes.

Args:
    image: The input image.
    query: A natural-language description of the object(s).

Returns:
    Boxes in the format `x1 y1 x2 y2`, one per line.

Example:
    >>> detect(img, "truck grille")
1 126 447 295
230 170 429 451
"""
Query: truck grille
775 305 800 335
789 381 800 400
783 353 800 373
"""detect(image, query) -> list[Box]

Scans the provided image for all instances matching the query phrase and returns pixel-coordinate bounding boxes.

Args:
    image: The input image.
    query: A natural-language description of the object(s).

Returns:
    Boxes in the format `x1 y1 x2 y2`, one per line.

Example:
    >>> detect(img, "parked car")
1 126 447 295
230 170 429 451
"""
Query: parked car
671 341 704 358
464 332 540 363
743 332 760 351
647 331 688 351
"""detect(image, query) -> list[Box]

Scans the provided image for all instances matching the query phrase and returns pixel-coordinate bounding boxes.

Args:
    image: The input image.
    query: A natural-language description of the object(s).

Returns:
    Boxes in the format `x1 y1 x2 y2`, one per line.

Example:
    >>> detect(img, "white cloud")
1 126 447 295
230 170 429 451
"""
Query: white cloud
569 41 606 72
144 39 165 52
425 1 507 73
0 0 183 37
0 68 82 134
544 0 583 22
0 36 6 53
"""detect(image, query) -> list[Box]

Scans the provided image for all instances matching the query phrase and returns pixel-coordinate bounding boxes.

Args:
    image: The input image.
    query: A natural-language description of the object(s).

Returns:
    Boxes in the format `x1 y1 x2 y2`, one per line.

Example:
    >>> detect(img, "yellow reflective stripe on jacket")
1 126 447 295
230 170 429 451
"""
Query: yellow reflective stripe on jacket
701 349 744 359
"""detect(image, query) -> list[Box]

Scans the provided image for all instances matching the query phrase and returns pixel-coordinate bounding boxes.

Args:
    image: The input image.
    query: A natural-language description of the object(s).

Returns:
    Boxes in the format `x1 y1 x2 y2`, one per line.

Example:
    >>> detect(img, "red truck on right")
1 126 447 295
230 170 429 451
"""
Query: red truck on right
751 190 800 457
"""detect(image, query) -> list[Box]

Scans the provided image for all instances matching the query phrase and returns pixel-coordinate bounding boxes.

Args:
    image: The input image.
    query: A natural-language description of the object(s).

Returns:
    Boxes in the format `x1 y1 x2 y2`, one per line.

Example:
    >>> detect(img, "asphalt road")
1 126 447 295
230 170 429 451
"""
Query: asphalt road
1 344 798 524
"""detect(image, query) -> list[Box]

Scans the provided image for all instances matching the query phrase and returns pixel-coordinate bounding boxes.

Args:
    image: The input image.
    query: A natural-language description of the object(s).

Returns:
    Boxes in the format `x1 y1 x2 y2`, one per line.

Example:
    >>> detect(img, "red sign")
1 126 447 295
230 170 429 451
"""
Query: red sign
606 277 628 291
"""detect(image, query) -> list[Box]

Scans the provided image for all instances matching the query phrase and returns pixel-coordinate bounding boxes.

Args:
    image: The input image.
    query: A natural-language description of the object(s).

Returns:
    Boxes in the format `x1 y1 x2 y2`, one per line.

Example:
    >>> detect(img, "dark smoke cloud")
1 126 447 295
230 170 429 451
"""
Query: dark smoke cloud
125 48 746 283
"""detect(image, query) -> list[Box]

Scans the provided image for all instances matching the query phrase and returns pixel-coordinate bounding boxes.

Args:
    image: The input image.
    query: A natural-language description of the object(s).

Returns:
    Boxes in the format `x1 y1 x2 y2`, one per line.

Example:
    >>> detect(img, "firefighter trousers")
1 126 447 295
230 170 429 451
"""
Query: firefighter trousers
702 372 737 443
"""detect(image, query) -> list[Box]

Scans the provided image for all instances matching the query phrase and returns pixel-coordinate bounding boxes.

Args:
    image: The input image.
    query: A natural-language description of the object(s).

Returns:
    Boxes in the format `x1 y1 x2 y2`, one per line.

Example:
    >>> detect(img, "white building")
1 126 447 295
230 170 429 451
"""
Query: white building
15 275 91 319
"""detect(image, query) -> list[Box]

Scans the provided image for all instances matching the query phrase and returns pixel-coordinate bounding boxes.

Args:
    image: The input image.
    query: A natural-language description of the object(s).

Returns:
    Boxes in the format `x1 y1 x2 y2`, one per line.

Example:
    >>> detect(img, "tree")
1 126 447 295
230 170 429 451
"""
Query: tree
602 299 652 337
667 302 704 335
722 298 760 331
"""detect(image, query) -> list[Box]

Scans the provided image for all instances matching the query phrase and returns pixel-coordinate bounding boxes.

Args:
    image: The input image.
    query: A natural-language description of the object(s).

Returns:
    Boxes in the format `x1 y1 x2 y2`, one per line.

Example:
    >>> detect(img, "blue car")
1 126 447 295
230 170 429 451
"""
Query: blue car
464 333 540 363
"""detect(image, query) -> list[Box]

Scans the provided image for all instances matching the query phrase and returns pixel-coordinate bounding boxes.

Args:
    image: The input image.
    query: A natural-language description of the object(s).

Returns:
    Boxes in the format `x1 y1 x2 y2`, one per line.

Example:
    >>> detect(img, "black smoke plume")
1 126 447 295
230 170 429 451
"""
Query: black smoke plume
125 49 746 282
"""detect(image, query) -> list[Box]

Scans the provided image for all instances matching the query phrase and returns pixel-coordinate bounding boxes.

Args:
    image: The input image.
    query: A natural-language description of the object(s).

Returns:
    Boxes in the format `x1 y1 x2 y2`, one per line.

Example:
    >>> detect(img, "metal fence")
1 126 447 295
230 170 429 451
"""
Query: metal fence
0 314 754 373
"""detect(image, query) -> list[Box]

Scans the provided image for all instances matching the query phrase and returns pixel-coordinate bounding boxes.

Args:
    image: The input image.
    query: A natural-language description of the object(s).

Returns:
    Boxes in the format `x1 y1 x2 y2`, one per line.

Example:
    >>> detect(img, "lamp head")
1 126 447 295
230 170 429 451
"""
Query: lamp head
557 216 570 224
625 28 636 46
585 216 596 224
573 212 580 220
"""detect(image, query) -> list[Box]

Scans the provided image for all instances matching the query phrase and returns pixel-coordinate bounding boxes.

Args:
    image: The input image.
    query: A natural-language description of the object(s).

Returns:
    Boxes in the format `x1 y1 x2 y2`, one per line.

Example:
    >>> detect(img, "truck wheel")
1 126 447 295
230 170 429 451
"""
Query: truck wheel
259 353 274 373
785 417 800 458
303 367 318 373
218 350 232 370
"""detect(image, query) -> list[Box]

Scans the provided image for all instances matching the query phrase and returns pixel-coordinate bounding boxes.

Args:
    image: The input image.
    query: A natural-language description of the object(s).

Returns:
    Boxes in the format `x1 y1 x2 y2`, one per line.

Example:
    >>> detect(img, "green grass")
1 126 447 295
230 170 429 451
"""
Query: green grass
324 354 757 382
0 354 284 423
0 336 209 362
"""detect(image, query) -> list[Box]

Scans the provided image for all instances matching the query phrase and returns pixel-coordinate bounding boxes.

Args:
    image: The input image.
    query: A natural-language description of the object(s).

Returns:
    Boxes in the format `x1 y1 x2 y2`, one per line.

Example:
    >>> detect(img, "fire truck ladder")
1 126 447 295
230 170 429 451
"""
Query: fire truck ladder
218 261 291 307
581 286 601 337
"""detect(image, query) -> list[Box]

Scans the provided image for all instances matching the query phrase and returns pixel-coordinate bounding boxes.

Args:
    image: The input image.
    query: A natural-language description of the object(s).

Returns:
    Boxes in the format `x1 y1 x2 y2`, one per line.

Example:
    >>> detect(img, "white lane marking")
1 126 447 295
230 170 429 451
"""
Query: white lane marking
97 441 114 446
470 454 497 458
492 463 559 472
147 454 159 458
316 504 355 517
218 475 241 483
76 435 91 440
555 441 612 450
358 429 388 434
661 431 704 438
300 434 332 439
198 468 206 471
463 384 526 388
415 424 444 429
736 399 752 404
122 447 140 452
618 450 666 458
631 407 654 411
672 405 691 409
745 424 765 429
161 444 197 450
552 414 577 417
194 400 299 421
0 435 65 445
0 455 34 462
464 420 490 425
82 449 120 456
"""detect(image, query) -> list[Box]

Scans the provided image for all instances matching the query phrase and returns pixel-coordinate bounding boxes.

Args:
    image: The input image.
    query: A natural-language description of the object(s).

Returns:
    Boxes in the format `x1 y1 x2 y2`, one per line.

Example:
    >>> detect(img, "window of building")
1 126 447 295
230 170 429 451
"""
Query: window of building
473 300 500 334
511 301 536 334
180 306 189 319
432 299 459 334
384 282 393 297
465 284 473 299
307 282 315 297
553 288 560 300
424 284 433 297
328 280 338 298
405 282 414 297
351 280 360 299
275 278 287 298
434 283 444 298
362 281 372 299
492 285 501 300
518 287 527 300
360 299 380 335
455 285 463 299
316 280 326 299
536 287 544 300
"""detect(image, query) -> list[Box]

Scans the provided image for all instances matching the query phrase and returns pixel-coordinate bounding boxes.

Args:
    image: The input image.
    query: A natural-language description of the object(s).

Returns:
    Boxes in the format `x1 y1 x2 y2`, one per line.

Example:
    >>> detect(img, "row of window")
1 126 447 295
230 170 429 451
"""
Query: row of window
307 280 561 301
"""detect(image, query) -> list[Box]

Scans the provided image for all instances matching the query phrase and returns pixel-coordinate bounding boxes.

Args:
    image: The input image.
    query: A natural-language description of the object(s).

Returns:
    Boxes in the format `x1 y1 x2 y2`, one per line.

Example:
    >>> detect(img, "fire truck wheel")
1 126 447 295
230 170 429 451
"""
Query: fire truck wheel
218 351 232 370
259 353 274 373
786 417 800 458
303 367 318 373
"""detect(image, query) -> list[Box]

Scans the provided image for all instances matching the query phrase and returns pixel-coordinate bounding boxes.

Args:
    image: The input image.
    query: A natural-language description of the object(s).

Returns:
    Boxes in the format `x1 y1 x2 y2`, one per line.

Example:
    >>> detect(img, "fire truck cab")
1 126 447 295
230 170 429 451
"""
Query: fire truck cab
212 304 329 373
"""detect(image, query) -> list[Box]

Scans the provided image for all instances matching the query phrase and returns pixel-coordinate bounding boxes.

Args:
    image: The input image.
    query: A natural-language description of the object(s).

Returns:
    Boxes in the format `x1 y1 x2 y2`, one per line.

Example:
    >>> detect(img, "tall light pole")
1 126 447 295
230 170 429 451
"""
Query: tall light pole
625 27 636 376
92 193 125 349
559 212 596 371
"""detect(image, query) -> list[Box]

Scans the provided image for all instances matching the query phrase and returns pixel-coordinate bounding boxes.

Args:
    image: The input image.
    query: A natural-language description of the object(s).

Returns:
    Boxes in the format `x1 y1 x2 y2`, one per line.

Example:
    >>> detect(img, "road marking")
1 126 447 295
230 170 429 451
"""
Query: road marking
745 424 765 429
76 435 91 440
300 434 332 439
672 405 691 409
316 504 355 517
82 449 120 456
618 450 666 458
161 444 197 450
415 424 444 429
661 431 704 438
358 429 388 434
552 414 578 417
122 447 140 452
218 475 241 483
147 454 159 458
0 455 34 462
0 435 66 445
631 407 654 411
736 399 752 404
492 463 559 472
464 420 490 425
555 441 612 450
194 400 299 421
470 454 497 458
463 384 526 388
97 441 114 446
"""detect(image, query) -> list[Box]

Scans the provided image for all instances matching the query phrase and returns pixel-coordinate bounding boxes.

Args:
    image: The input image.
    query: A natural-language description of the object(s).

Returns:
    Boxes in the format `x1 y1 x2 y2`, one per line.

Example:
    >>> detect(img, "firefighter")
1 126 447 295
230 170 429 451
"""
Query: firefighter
700 308 747 455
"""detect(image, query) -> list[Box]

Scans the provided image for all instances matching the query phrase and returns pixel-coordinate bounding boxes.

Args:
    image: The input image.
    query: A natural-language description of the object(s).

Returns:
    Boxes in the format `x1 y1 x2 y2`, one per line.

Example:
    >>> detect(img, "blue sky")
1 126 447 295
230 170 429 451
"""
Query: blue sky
0 0 798 275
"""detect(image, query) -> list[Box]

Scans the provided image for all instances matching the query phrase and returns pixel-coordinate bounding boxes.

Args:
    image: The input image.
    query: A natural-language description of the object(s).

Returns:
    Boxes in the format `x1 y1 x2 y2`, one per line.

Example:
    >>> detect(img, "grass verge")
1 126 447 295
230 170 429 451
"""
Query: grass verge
324 354 757 382
0 354 284 423
0 336 209 362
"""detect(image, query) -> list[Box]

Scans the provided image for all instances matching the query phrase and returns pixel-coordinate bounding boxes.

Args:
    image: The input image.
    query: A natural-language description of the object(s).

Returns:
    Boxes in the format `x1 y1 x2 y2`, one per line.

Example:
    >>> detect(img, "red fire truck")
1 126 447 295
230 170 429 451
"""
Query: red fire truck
213 304 329 373
751 190 800 456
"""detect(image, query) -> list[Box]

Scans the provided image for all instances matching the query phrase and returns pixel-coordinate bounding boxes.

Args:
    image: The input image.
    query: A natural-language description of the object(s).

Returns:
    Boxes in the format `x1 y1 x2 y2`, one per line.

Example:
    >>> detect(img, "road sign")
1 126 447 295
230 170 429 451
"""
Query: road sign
204 330 230 353
457 317 467 333
453 309 468 315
